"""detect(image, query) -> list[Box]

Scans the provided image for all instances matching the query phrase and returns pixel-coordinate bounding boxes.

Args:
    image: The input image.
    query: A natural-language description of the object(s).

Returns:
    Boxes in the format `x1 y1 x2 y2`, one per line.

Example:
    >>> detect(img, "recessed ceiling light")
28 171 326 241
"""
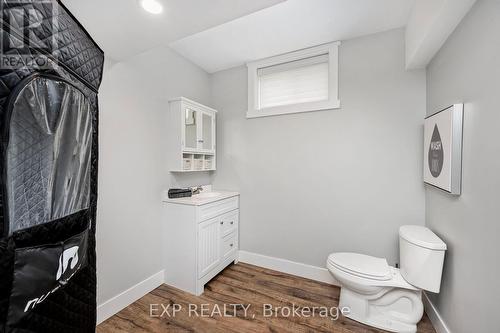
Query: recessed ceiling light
140 0 163 14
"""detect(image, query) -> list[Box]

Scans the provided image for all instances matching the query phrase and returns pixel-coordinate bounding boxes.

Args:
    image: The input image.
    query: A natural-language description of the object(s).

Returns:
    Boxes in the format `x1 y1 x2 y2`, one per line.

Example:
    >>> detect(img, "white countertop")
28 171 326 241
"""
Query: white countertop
162 188 239 206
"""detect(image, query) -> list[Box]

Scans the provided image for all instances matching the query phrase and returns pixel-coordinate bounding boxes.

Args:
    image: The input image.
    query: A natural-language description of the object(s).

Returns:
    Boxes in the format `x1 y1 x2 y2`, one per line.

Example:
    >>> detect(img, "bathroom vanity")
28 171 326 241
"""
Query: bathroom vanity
162 188 239 295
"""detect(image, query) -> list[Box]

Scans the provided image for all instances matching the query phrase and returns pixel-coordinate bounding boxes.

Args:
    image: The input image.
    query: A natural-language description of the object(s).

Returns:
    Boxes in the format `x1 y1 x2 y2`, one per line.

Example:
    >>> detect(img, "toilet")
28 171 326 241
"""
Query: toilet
327 225 446 333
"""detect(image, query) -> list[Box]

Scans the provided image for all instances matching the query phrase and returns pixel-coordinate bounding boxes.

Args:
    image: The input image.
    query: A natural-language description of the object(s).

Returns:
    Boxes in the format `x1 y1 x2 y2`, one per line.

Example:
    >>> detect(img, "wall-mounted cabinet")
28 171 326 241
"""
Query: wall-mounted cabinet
168 97 217 172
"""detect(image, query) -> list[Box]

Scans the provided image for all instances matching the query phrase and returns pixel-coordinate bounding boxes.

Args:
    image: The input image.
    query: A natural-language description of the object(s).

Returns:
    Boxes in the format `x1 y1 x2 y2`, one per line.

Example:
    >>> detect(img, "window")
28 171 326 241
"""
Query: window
247 41 340 118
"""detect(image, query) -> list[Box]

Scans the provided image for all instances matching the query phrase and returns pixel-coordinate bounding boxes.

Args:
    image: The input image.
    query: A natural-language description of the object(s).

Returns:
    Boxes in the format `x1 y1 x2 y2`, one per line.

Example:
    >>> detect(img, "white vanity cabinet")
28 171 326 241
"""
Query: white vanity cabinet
162 193 239 296
167 97 217 172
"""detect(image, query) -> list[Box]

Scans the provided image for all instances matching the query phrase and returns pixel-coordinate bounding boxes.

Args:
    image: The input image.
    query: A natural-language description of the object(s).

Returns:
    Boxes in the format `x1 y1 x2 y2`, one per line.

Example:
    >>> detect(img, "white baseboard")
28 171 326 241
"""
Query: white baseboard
423 292 452 333
238 251 338 286
97 270 165 325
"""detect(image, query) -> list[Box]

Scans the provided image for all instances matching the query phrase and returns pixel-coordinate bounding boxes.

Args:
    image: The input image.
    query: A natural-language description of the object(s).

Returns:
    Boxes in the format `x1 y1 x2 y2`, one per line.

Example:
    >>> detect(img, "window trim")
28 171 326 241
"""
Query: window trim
247 41 340 118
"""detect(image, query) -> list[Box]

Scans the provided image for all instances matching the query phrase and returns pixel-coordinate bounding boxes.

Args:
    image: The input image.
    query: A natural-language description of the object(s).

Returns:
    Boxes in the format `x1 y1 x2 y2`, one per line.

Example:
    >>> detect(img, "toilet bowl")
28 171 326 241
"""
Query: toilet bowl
327 225 446 333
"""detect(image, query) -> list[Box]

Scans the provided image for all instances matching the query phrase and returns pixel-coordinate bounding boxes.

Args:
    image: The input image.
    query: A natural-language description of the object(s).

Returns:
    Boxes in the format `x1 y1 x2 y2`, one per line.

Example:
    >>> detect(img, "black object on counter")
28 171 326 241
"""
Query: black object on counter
168 188 193 199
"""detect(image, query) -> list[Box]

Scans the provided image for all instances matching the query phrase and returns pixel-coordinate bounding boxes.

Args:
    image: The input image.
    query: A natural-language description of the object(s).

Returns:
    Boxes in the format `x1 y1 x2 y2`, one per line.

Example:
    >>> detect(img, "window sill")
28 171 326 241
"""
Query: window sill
246 99 341 119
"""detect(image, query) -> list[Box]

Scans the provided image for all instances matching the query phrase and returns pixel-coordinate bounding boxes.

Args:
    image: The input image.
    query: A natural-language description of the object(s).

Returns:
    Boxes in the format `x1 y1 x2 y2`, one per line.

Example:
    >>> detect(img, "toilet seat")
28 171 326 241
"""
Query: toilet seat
327 253 391 281
327 253 418 291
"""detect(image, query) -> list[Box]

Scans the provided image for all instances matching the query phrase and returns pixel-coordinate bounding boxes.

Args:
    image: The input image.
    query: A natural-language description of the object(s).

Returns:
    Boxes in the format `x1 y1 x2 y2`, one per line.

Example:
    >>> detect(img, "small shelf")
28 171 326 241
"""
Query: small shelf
170 169 216 173
177 153 215 172
182 150 215 156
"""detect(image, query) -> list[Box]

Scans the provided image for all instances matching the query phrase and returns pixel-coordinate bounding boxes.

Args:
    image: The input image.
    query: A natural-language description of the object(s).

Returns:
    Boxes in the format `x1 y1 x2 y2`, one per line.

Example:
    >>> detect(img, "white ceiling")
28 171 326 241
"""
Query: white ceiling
170 0 416 73
62 0 418 72
61 0 285 61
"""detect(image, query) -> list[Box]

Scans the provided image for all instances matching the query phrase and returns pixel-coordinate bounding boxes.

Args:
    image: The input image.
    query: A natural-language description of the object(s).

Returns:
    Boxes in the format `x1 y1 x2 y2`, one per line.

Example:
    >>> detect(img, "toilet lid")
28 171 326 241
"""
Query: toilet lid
328 253 391 281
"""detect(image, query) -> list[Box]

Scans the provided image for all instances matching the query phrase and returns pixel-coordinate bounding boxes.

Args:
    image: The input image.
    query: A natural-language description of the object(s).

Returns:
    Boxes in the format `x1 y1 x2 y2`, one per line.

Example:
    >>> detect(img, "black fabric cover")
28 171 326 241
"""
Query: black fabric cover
0 1 104 332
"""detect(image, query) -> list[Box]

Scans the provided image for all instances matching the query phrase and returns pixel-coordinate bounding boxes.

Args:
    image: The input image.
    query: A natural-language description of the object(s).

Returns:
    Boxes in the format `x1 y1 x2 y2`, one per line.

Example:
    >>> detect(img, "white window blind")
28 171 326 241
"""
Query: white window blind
257 54 329 109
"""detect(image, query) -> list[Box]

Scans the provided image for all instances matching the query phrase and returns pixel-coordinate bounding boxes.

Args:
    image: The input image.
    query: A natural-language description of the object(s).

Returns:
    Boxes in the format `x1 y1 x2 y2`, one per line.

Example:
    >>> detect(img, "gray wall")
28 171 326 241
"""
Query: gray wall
425 1 500 332
98 46 213 304
211 29 426 267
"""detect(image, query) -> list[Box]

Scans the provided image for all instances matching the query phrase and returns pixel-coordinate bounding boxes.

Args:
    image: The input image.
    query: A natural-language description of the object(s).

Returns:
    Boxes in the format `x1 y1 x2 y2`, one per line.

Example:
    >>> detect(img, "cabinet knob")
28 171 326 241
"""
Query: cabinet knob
198 139 204 143
230 221 234 225
220 221 224 225
230 243 234 247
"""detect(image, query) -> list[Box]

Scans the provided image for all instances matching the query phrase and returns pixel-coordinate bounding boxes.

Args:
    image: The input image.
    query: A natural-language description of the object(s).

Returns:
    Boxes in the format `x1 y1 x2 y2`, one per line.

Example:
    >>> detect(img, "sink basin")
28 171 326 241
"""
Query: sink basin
193 192 221 199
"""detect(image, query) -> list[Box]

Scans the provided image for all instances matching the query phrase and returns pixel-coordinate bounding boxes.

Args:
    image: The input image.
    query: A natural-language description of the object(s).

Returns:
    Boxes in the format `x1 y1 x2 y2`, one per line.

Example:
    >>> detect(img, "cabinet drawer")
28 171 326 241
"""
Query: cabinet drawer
197 196 239 222
221 232 238 261
220 210 238 238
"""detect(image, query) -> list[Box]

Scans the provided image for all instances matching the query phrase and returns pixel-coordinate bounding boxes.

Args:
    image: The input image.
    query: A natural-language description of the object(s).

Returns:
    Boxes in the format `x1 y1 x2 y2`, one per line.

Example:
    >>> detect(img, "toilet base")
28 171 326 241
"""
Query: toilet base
339 287 423 333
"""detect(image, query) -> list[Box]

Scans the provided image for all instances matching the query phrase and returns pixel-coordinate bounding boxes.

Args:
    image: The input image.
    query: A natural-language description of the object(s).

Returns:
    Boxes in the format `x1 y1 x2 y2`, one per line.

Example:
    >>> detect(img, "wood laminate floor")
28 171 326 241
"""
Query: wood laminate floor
97 263 436 333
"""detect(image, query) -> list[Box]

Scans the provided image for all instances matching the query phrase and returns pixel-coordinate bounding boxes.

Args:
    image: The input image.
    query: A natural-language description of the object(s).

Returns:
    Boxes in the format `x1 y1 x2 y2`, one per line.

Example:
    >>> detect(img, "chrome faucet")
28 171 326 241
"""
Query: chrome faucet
191 186 204 195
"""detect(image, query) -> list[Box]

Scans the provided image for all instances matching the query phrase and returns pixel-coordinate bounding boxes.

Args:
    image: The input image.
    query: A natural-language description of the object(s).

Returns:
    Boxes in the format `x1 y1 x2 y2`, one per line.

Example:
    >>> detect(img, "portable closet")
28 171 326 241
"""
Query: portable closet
0 1 104 331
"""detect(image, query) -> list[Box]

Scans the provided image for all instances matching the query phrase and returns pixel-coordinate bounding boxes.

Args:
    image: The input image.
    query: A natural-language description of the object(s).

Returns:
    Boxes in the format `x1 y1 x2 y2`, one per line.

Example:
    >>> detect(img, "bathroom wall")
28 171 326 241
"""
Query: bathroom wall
211 29 426 268
425 1 500 332
98 46 213 305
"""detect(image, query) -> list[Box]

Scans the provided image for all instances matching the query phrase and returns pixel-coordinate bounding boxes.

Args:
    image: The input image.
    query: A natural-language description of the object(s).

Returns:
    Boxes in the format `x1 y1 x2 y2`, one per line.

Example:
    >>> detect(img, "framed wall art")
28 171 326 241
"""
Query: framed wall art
423 104 464 195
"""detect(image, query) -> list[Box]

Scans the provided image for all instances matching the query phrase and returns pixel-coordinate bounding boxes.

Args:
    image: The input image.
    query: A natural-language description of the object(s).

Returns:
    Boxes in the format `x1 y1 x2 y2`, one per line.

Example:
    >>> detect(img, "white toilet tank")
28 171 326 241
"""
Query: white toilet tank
399 225 447 293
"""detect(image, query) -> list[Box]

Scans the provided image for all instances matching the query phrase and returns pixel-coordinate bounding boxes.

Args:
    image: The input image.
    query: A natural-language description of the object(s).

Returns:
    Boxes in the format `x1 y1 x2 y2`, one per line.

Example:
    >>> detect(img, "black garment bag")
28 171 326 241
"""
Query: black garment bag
0 1 104 331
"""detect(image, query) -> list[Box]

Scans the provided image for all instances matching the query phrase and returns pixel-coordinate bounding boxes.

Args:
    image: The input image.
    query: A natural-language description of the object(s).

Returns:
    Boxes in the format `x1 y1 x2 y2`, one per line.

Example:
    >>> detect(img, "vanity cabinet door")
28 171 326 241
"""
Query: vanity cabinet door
198 217 221 278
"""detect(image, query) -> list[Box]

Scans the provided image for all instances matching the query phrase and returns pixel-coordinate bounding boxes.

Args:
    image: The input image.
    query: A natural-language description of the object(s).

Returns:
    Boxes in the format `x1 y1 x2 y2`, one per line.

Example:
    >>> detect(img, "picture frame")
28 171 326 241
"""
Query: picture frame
423 104 464 195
